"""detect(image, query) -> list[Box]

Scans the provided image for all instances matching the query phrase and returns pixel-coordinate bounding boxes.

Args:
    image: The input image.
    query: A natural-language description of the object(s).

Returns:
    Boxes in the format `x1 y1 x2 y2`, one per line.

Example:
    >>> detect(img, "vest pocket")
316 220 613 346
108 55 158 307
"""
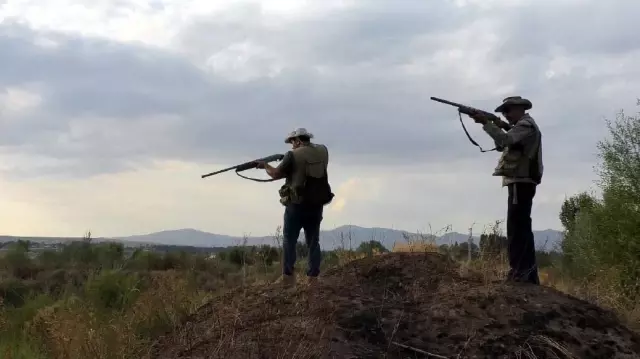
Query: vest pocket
493 149 522 177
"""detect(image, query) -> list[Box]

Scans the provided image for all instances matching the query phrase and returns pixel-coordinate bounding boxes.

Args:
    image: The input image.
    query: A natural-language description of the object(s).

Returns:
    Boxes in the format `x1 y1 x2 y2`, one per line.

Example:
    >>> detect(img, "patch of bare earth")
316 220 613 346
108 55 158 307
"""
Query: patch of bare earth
148 253 640 359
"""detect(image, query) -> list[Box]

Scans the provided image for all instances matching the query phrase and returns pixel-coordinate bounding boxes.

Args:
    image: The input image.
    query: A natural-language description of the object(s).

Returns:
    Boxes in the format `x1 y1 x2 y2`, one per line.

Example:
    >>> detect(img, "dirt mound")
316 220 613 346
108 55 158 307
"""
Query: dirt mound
149 253 640 359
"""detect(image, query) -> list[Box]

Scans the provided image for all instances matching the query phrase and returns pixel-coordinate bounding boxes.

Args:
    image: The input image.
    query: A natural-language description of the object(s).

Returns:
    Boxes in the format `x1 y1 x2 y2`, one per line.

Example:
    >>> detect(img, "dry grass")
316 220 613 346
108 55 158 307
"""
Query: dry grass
476 260 640 332
459 247 640 333
151 252 640 359
313 252 636 358
23 271 210 359
513 335 576 359
540 266 640 332
2 224 640 359
4 251 635 359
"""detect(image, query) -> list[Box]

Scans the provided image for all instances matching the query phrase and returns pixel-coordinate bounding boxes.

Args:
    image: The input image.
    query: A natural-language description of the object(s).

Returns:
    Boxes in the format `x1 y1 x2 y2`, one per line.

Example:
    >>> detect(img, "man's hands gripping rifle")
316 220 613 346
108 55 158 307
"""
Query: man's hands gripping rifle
201 153 285 182
430 97 511 152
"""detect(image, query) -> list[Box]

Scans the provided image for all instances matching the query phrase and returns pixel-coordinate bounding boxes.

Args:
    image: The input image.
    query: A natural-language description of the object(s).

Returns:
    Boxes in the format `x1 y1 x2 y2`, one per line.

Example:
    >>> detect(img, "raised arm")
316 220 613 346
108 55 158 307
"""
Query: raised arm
482 119 535 148
261 151 294 180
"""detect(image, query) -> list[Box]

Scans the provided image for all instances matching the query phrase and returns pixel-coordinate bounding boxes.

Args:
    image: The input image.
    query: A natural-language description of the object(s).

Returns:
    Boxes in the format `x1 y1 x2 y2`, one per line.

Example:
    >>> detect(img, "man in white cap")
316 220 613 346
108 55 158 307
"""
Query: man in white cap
257 128 334 288
468 96 543 285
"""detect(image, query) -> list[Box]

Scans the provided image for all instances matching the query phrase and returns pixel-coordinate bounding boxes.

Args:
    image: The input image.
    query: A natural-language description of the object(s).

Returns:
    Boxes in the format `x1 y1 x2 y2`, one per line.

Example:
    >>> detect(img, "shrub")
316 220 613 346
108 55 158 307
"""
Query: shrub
560 102 640 303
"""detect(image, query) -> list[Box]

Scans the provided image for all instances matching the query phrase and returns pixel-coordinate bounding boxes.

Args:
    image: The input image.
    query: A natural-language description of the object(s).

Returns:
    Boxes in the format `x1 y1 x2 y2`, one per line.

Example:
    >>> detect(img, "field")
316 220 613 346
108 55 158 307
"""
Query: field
0 227 639 359
1 103 639 358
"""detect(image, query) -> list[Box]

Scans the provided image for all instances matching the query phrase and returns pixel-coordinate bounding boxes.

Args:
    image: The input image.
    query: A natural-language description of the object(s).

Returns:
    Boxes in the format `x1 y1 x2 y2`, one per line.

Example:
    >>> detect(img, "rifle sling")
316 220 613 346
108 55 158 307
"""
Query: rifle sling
458 110 497 153
236 170 280 182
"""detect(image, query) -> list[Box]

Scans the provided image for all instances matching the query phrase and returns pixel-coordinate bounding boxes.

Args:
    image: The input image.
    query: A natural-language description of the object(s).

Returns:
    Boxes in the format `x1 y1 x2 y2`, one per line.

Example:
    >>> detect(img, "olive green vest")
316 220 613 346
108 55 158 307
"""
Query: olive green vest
279 143 331 206
493 115 543 185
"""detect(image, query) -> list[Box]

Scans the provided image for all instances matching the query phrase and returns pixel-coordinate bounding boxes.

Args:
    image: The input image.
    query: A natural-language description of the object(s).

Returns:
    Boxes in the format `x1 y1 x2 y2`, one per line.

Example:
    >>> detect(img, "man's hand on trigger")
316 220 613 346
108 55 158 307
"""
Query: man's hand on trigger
469 112 489 124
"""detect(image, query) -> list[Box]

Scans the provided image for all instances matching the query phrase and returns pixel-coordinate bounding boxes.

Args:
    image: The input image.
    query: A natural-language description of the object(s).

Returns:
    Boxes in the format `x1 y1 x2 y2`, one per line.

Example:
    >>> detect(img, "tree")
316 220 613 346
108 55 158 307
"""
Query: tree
257 245 280 266
13 240 30 252
227 247 247 266
597 106 640 204
559 191 600 233
3 240 34 279
479 233 508 256
560 100 640 298
356 240 388 256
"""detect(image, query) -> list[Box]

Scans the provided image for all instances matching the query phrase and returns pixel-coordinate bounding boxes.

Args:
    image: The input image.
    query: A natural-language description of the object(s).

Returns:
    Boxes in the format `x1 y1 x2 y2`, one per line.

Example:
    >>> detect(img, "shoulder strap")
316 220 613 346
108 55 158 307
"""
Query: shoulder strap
457 111 497 153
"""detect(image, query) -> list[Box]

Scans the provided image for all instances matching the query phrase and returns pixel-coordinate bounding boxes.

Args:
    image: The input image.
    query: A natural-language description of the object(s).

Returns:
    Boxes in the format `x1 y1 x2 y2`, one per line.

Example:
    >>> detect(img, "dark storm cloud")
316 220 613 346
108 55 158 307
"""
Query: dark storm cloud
0 0 638 179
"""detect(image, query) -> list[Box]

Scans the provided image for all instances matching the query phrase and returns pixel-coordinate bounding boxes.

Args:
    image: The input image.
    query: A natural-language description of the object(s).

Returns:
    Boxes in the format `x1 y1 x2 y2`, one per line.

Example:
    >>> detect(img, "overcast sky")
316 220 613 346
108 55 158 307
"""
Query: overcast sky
0 0 638 238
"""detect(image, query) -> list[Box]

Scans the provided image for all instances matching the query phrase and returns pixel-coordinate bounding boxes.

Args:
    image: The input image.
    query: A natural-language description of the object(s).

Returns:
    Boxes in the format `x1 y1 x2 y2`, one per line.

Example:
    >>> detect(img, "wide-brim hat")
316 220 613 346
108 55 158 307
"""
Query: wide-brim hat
285 127 314 143
494 96 532 112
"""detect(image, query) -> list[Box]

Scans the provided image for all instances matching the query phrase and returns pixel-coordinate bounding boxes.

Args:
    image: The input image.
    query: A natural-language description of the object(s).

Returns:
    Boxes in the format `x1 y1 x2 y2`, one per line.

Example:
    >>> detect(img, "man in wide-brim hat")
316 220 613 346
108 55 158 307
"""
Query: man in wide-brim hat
257 127 334 289
493 96 533 113
468 96 543 285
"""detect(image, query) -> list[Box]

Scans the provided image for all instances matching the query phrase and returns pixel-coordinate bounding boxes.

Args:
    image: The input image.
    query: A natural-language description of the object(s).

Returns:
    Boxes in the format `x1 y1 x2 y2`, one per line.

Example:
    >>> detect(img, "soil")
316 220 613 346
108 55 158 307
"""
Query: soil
148 252 640 359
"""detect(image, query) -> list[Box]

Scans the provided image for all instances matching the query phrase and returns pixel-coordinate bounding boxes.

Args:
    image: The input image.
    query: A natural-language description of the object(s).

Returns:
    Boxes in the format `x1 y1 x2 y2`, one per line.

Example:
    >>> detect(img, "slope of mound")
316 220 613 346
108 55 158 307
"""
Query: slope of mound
149 253 640 359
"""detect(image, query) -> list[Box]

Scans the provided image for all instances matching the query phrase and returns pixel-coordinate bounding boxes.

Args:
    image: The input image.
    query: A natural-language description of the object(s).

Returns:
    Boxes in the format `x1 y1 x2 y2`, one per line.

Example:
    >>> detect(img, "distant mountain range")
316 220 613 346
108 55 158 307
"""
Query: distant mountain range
114 226 563 252
0 225 564 252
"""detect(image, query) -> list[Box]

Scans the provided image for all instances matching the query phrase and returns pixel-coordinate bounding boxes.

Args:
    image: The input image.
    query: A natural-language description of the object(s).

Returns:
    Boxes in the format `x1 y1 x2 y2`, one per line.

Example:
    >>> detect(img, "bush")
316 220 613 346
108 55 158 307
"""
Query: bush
560 102 640 302
84 270 147 311
1 242 39 280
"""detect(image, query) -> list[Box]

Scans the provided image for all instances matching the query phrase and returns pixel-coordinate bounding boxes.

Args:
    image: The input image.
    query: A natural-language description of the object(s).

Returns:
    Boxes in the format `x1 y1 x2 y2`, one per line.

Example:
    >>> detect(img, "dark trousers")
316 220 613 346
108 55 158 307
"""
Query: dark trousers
282 204 323 277
507 182 540 284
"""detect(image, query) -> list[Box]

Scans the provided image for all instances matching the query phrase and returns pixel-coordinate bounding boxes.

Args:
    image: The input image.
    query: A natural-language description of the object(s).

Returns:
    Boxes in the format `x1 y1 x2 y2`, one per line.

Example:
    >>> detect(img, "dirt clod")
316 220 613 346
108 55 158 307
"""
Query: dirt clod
148 253 640 359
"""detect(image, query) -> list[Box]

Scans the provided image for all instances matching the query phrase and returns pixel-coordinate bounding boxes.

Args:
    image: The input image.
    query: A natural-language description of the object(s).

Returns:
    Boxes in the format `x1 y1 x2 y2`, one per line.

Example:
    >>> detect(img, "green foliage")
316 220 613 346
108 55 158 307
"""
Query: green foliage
559 191 600 233
356 240 389 256
535 251 562 269
0 278 33 307
227 247 249 266
0 235 373 358
125 250 167 270
560 102 640 299
597 107 640 202
3 293 55 330
0 339 48 359
50 241 126 269
296 242 309 258
439 242 480 260
321 250 341 267
478 233 507 256
84 270 146 311
223 245 282 267
255 245 280 266
1 244 37 279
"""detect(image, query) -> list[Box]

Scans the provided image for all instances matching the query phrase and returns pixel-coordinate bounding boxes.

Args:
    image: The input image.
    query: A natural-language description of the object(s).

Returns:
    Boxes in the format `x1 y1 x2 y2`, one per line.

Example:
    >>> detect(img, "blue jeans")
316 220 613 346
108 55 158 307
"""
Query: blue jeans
282 204 323 277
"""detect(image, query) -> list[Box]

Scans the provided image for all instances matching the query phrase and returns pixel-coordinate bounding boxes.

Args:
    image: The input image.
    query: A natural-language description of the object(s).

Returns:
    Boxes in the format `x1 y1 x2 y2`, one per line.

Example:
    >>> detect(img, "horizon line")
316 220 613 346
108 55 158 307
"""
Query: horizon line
0 224 563 240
